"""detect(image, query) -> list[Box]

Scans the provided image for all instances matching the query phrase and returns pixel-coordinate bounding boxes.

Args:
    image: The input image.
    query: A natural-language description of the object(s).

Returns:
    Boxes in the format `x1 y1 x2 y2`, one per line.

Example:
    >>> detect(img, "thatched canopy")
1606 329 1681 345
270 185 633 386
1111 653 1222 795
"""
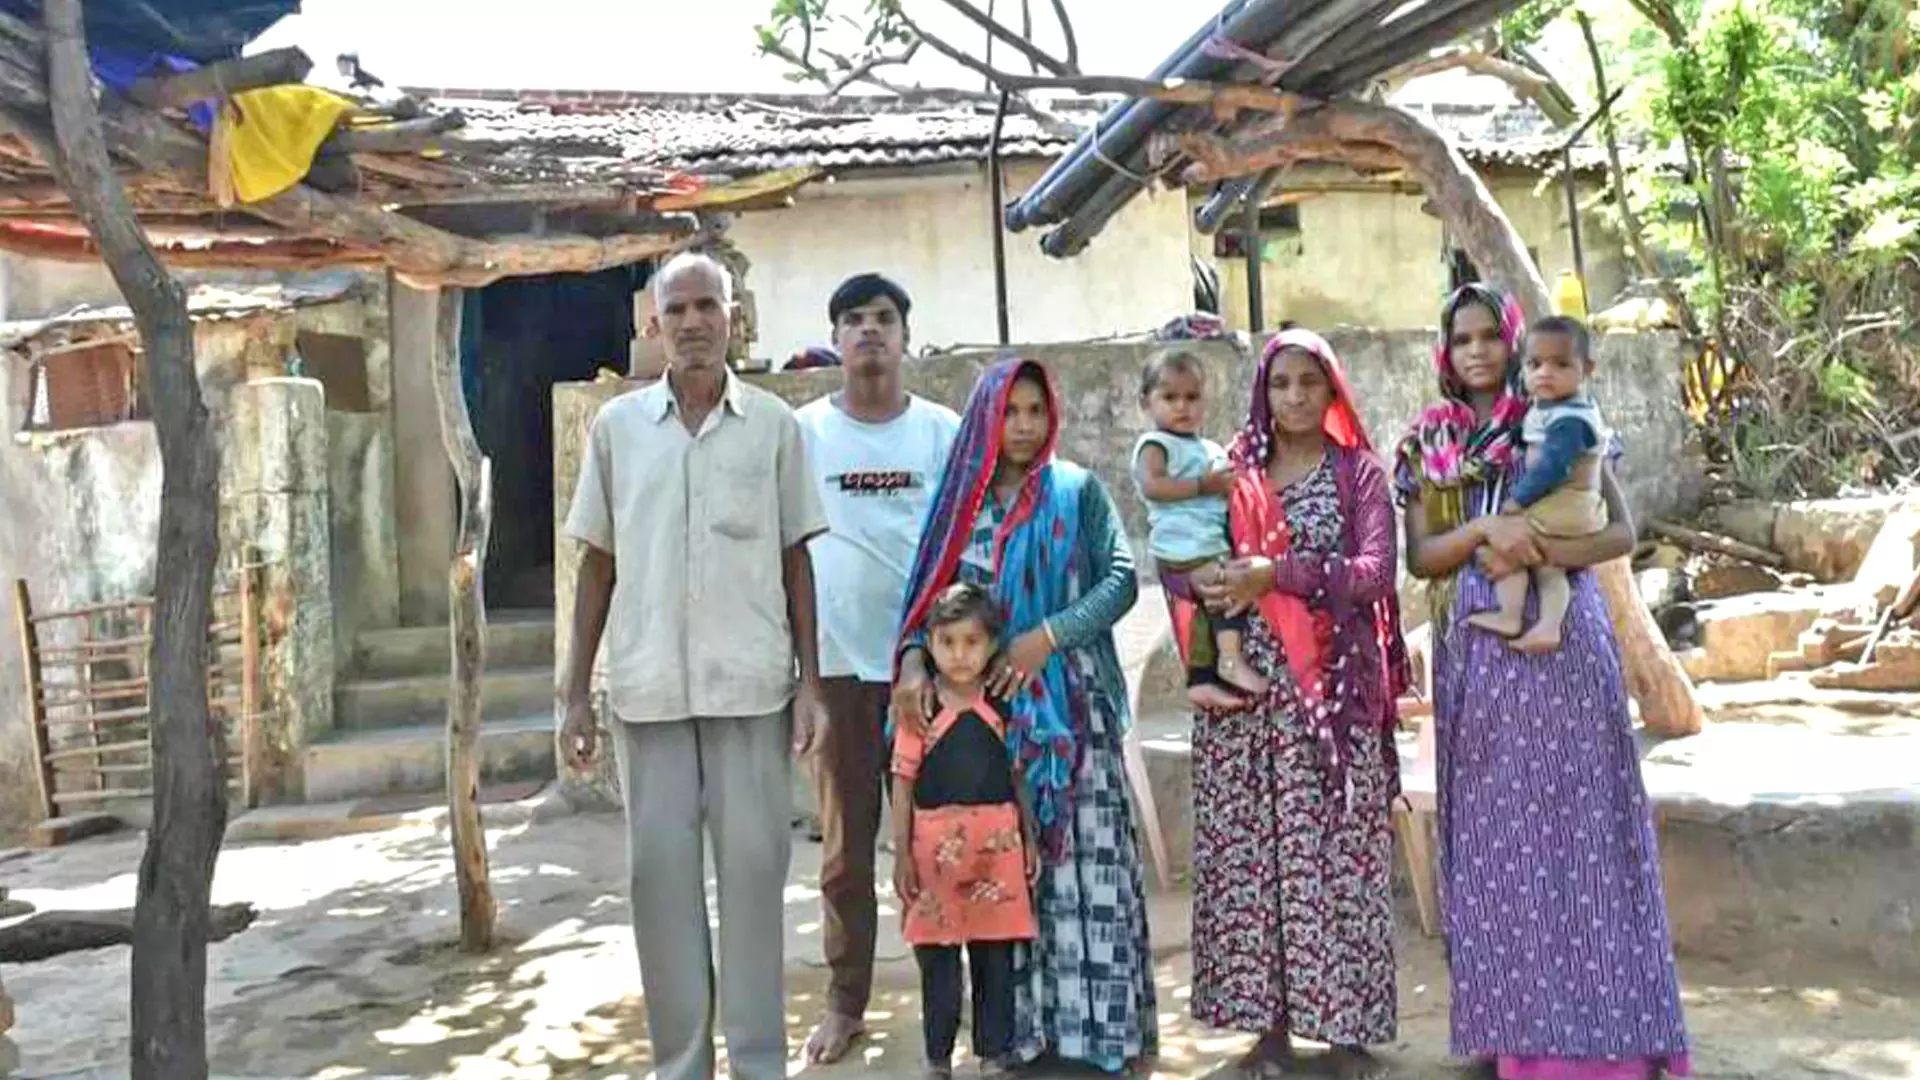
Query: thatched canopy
0 8 806 286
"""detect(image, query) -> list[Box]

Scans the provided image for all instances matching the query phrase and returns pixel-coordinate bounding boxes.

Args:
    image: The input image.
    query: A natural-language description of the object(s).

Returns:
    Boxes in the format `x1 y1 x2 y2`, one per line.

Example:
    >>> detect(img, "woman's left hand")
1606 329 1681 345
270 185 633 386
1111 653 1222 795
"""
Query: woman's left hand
1196 557 1273 616
991 627 1056 697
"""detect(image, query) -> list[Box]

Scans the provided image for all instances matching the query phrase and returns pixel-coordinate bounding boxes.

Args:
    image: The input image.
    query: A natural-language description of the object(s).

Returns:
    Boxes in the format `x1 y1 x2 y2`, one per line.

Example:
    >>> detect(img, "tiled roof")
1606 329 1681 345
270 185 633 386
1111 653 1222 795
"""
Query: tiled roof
405 88 1605 182
408 89 1101 176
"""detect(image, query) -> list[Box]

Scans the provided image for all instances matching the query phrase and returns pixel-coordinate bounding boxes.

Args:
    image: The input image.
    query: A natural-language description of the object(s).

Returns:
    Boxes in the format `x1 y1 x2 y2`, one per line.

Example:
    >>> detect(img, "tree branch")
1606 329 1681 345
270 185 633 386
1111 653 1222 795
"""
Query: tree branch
899 8 1303 113
1179 98 1553 315
1385 47 1578 126
1576 9 1698 335
1049 0 1080 72
932 0 1073 75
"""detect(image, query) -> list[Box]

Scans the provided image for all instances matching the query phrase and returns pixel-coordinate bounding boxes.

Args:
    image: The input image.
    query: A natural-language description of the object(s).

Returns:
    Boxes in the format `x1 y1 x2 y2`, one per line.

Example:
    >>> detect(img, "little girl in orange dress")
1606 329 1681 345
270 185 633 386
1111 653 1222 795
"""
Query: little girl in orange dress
892 584 1038 1079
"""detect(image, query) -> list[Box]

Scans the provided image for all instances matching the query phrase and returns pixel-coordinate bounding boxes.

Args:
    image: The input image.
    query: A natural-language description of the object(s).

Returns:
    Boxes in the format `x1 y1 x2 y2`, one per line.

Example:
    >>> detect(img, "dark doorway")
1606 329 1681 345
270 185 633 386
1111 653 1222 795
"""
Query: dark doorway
467 266 642 611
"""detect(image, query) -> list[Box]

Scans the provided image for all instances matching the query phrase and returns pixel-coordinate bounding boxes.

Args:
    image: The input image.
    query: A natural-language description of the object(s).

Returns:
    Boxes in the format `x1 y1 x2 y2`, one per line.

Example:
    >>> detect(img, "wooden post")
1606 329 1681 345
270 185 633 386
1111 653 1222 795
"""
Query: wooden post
238 554 261 808
13 580 56 821
428 288 497 953
39 2 227 1076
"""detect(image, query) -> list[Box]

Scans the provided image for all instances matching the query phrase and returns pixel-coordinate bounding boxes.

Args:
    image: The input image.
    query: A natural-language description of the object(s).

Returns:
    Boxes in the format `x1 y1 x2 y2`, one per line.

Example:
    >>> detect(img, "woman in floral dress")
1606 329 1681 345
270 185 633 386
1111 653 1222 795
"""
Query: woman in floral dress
1188 329 1411 1078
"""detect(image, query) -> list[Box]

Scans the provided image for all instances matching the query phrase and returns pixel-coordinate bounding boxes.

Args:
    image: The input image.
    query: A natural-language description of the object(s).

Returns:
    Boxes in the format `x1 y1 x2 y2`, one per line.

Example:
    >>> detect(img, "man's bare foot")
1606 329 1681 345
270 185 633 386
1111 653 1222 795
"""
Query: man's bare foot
1326 1045 1388 1079
1465 610 1523 638
804 1012 866 1064
1509 623 1563 655
1189 683 1248 712
1217 654 1271 698
923 1061 954 1080
978 1057 1016 1079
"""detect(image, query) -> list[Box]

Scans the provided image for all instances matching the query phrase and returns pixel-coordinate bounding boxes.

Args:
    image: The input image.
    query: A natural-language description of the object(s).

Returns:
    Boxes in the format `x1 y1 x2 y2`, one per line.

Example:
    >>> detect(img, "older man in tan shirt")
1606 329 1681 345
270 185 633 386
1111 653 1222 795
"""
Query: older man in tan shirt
561 252 829 1080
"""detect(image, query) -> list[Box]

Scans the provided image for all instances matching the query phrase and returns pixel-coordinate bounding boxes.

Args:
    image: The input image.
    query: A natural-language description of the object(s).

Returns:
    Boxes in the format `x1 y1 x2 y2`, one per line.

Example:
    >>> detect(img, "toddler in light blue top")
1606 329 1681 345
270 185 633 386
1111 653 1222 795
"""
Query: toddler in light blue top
1131 349 1270 709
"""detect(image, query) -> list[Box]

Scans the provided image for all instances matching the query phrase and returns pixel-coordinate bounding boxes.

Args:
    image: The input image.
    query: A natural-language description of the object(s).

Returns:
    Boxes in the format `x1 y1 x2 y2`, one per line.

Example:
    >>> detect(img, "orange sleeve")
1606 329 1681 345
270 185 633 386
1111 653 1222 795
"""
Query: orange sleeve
891 725 924 780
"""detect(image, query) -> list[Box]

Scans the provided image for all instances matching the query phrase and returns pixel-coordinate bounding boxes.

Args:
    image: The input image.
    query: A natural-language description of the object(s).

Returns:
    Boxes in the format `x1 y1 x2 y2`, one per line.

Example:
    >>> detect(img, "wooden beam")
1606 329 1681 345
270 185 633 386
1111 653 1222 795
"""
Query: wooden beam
379 182 632 209
13 580 56 822
317 113 465 157
126 48 312 110
0 903 256 963
428 289 497 954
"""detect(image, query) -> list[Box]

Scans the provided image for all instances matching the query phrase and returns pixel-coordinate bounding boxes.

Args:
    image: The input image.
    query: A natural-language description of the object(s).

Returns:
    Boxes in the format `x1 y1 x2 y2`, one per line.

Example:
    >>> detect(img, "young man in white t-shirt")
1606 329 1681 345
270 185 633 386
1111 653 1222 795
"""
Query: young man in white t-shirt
796 274 960 1064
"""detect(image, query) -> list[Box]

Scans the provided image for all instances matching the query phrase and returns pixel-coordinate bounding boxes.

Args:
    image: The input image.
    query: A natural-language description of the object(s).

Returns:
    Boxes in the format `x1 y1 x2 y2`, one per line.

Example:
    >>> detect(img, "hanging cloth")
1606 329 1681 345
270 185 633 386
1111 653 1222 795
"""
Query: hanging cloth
209 85 358 206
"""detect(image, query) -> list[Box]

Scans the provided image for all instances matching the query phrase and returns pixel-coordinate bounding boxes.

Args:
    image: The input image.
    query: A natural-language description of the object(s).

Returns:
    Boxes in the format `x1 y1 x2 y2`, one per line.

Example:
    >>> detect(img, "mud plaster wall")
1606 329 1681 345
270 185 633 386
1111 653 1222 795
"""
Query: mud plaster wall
551 329 1702 805
0 300 365 828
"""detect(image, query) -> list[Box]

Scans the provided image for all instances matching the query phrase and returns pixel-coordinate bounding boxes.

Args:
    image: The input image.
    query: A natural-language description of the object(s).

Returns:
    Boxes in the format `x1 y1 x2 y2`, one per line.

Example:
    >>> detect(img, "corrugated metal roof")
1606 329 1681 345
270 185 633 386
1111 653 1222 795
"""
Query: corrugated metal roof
1 281 361 351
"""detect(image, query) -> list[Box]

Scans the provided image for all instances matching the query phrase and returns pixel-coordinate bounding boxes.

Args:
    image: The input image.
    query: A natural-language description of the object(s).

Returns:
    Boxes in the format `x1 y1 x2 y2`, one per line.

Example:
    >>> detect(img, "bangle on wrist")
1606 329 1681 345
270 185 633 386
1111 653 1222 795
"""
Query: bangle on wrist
1042 621 1058 650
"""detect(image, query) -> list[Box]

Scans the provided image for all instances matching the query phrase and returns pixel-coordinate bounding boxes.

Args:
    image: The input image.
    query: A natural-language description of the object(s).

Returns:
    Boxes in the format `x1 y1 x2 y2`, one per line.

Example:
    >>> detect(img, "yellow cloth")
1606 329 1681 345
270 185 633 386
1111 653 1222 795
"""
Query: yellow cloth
209 86 358 206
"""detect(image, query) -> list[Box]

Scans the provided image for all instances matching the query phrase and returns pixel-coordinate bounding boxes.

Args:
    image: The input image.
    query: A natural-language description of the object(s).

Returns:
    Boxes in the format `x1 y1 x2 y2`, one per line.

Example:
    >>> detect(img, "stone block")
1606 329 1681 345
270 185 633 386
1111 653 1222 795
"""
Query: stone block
0 969 12 1034
1851 508 1920 610
1703 499 1780 552
0 1032 16 1076
25 812 119 849
1810 635 1920 691
1773 497 1901 582
1692 560 1784 600
1687 590 1830 682
1767 650 1812 679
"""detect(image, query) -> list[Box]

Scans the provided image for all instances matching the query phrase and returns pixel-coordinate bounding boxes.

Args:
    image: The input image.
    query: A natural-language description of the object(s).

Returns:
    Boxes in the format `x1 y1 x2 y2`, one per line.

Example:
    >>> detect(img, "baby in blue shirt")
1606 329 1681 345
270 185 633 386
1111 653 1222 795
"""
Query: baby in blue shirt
1132 350 1270 710
1467 316 1612 653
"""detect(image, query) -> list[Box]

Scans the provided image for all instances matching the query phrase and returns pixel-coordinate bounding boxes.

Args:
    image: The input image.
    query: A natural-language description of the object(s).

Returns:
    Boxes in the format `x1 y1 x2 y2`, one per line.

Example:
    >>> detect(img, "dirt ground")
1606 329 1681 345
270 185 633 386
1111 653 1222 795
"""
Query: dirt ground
2 806 1917 1080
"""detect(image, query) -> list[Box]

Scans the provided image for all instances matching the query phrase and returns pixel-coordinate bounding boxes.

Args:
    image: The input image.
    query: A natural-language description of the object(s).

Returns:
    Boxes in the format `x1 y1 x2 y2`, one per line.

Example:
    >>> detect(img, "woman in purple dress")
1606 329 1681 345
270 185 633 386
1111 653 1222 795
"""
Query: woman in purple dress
1397 284 1690 1079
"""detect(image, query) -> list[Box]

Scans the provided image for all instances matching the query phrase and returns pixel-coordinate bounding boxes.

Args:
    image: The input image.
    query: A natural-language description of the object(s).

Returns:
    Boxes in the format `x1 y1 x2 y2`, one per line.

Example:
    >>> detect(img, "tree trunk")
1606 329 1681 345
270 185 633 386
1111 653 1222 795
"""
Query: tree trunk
427 289 497 953
39 1 228 1076
1183 98 1705 736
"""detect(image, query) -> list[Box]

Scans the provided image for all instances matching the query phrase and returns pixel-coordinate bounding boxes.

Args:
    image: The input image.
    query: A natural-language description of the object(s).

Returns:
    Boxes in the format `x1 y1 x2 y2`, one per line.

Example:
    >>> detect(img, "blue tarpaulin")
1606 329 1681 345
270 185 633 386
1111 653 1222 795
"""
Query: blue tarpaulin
0 0 300 62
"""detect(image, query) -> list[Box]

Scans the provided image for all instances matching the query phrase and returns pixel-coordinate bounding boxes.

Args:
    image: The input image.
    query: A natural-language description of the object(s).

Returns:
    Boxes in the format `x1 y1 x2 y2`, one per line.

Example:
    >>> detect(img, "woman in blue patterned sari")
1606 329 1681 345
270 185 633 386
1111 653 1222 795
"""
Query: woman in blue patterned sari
894 357 1157 1074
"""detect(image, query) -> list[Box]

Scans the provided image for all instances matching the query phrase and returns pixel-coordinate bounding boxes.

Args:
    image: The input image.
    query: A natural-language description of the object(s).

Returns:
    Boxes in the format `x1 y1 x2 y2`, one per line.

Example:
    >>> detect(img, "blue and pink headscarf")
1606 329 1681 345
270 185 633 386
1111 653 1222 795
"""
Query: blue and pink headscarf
896 357 1089 862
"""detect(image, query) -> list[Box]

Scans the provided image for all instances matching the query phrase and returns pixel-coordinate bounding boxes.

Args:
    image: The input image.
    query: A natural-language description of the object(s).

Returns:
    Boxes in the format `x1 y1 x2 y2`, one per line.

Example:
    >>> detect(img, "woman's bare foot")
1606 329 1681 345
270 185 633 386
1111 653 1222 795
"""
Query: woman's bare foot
1217 653 1272 698
1326 1045 1388 1079
1509 623 1563 655
804 1011 866 1064
1465 610 1523 638
1233 1030 1295 1076
1189 683 1249 712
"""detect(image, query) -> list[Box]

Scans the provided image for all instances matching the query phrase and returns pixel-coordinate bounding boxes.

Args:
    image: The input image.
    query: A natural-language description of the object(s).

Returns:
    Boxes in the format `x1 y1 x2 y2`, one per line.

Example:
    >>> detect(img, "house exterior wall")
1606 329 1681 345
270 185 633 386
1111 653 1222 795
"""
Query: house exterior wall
0 294 373 828
1203 172 1630 332
724 162 1196 364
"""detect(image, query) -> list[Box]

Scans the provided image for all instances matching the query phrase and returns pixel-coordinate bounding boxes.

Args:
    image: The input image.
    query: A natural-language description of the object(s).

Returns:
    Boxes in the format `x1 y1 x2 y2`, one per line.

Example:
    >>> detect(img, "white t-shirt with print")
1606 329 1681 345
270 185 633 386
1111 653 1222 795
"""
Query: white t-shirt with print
798 394 961 682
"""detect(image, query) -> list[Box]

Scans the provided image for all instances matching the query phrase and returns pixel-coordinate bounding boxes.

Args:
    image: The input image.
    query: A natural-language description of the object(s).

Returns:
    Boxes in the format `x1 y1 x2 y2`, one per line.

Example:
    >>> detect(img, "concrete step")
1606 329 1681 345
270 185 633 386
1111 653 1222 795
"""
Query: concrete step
302 714 558 804
333 666 552 731
347 616 554 680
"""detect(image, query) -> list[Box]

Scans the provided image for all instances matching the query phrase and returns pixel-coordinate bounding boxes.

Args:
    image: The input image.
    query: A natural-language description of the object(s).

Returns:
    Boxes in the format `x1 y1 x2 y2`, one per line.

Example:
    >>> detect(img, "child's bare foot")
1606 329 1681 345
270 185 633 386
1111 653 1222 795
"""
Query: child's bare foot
1509 623 1563 654
1217 653 1271 698
1465 610 1524 638
1188 683 1247 712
